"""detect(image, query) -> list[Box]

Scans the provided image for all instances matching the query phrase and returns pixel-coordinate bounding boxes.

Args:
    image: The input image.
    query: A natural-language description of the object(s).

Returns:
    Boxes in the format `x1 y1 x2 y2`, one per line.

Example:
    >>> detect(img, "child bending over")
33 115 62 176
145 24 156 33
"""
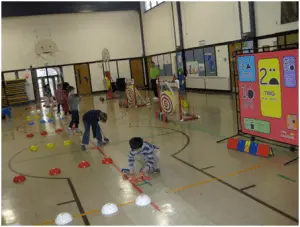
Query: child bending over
68 86 81 134
81 110 108 151
128 137 160 175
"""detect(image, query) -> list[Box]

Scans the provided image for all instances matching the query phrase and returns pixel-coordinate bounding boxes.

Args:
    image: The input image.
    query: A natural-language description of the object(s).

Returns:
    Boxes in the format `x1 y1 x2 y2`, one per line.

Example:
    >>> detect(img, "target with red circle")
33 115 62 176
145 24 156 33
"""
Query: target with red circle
160 92 174 114
125 86 135 104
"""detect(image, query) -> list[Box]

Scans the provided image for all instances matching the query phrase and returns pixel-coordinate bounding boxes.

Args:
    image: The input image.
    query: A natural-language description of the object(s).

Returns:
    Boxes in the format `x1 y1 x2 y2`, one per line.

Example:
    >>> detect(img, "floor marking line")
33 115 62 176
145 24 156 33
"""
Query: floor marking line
199 166 215 171
172 156 298 223
67 178 90 225
240 184 256 191
277 174 297 182
57 200 76 206
167 164 263 193
90 141 161 212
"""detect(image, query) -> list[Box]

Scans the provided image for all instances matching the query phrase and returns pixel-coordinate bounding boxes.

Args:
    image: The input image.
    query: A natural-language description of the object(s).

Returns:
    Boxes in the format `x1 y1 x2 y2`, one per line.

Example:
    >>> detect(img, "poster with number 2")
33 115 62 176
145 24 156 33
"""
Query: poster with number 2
237 49 298 146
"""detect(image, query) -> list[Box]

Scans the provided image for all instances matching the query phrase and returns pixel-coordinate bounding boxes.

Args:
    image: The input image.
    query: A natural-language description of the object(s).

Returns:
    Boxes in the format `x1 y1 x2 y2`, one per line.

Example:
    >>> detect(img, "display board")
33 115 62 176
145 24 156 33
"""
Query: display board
237 49 298 146
176 52 185 94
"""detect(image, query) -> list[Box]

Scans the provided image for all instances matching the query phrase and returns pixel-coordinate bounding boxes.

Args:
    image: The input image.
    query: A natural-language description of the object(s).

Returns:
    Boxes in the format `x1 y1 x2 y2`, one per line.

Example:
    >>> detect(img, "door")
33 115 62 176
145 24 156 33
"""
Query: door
130 59 144 88
74 64 91 95
35 67 63 102
146 57 153 88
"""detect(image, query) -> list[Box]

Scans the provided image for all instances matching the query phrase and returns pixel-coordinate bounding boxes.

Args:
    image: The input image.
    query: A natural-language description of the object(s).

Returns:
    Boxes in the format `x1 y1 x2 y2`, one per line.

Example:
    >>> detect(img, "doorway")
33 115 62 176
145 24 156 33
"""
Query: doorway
74 64 92 95
146 57 153 88
130 59 145 88
35 67 63 103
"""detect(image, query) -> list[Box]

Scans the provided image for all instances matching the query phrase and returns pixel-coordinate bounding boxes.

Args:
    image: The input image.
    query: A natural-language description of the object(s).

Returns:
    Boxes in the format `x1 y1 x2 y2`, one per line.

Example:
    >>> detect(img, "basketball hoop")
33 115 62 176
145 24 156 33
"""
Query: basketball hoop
34 38 58 67
102 48 110 61
102 48 110 72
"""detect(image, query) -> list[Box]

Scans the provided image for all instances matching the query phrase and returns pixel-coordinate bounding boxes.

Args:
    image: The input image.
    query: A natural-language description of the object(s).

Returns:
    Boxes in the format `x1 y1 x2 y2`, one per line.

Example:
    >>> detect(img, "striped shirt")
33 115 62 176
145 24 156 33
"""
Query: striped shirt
128 141 159 171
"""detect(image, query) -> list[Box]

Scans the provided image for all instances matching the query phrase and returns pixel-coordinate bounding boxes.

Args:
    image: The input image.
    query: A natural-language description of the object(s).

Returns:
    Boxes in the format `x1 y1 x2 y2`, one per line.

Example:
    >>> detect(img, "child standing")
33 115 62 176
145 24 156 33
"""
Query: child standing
81 110 108 151
67 86 81 134
62 82 70 116
128 137 160 175
55 84 64 115
43 83 52 107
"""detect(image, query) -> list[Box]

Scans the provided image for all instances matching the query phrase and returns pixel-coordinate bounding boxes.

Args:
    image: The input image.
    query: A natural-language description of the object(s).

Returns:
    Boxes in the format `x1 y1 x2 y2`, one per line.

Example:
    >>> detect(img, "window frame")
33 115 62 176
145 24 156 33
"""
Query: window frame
143 1 165 12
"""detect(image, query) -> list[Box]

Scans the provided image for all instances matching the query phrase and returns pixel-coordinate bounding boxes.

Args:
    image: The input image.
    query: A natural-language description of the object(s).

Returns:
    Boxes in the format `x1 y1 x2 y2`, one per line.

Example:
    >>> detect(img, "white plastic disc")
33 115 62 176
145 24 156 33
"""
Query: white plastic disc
135 194 151 207
101 203 118 216
55 212 73 225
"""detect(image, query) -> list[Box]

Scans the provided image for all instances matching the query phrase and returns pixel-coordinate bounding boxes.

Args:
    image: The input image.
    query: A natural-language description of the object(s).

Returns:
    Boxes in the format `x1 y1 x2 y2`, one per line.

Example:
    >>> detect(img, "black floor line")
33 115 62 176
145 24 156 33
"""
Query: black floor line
240 184 256 191
167 127 298 224
57 200 76 206
9 149 90 225
199 166 215 171
67 179 90 225
7 112 129 225
7 118 297 224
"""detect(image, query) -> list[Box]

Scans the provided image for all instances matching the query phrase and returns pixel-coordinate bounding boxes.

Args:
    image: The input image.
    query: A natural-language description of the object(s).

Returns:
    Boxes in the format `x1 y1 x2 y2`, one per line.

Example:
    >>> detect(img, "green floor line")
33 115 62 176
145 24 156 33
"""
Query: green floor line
277 174 296 182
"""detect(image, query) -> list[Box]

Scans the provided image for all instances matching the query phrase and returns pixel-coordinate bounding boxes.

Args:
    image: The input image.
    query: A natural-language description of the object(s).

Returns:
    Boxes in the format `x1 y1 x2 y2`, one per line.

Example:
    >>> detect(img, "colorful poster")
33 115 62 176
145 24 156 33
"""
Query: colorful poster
237 49 298 146
176 52 185 94
186 61 199 77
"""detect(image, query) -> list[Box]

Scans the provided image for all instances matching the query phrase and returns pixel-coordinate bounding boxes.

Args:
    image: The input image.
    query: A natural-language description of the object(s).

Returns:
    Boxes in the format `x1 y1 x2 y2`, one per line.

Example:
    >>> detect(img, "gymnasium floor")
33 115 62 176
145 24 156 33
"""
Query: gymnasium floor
2 92 298 225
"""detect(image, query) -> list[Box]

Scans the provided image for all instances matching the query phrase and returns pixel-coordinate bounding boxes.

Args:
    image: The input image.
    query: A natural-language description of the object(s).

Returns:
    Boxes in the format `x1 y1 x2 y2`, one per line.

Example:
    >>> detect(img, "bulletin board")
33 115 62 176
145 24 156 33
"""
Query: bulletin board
237 49 298 146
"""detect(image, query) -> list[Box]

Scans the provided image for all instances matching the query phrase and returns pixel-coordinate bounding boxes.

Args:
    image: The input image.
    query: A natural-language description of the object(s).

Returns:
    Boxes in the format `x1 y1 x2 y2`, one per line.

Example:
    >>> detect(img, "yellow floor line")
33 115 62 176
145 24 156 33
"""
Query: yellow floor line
168 164 263 193
35 164 263 225
36 201 136 225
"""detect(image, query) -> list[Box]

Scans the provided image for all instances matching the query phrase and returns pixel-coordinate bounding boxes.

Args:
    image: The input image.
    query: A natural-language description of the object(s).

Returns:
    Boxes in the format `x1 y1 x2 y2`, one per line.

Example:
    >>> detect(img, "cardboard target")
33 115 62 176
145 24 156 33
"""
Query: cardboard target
160 93 174 114
125 86 135 104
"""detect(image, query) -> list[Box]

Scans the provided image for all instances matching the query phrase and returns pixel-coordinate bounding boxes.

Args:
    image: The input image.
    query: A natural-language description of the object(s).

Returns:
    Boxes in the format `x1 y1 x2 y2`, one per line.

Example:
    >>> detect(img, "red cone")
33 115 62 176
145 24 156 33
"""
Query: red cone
78 161 90 168
55 128 63 133
40 131 48 136
102 157 113 164
13 175 26 183
27 133 34 138
49 168 62 176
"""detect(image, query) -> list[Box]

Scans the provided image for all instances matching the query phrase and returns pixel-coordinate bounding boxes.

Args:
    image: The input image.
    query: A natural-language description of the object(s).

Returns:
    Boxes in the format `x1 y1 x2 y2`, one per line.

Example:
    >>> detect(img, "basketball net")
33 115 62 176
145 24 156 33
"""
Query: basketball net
36 52 55 67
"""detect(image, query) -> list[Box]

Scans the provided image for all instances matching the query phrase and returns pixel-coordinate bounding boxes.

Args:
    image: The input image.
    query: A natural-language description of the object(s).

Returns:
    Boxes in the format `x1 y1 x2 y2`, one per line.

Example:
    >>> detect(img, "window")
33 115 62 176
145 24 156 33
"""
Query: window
144 1 164 12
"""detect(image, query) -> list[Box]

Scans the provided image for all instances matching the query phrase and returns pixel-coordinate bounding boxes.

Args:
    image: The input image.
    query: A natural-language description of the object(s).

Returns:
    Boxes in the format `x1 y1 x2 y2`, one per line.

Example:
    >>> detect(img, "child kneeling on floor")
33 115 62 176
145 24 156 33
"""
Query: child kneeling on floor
81 110 108 151
68 86 81 134
128 137 160 175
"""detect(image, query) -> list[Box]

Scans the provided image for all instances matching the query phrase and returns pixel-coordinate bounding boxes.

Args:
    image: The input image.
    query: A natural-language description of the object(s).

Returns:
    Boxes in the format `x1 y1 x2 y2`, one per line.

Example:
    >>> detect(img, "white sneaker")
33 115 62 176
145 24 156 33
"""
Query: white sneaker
75 128 82 133
68 127 73 134
153 97 159 100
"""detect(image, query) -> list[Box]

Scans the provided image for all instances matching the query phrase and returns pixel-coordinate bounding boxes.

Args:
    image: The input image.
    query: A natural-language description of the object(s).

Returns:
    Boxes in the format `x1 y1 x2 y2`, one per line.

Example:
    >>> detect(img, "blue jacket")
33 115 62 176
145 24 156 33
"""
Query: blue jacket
83 110 101 125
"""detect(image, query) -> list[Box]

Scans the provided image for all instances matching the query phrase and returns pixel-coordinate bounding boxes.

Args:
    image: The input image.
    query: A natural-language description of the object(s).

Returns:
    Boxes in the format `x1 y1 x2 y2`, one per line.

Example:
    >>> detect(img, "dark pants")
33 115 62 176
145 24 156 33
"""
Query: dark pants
151 79 158 98
82 121 102 145
57 104 62 113
69 110 79 128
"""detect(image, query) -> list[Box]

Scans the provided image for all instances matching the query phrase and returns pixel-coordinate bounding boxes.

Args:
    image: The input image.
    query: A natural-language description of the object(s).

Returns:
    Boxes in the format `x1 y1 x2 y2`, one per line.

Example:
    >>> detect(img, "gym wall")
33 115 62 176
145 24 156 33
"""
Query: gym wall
140 1 298 92
141 2 176 56
181 2 241 49
2 11 143 71
255 2 298 36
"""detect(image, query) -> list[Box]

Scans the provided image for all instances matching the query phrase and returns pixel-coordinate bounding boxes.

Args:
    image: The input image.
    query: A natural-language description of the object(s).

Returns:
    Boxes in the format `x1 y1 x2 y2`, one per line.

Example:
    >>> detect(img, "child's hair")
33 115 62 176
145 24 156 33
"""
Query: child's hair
129 137 143 150
63 82 70 90
99 111 107 122
68 86 75 93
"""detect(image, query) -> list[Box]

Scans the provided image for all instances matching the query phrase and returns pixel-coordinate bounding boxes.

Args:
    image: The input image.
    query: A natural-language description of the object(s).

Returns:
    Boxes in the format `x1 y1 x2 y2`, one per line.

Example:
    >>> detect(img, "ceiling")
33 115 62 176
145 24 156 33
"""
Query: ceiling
2 1 140 18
